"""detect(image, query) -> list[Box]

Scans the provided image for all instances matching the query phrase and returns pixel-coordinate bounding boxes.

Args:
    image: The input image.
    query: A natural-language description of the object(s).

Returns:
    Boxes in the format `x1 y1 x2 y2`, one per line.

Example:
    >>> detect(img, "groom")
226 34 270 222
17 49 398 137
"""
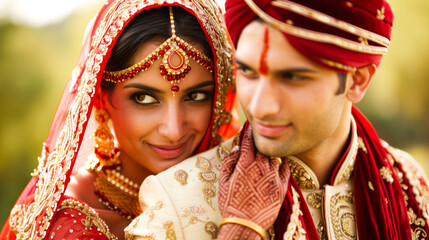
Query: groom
218 0 429 239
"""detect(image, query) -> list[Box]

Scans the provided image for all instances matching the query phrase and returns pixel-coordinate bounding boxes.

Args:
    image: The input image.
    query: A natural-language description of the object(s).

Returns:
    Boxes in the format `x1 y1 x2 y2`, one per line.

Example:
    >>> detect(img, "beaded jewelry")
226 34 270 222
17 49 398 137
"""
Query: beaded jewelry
85 109 141 219
102 6 214 95
86 153 141 220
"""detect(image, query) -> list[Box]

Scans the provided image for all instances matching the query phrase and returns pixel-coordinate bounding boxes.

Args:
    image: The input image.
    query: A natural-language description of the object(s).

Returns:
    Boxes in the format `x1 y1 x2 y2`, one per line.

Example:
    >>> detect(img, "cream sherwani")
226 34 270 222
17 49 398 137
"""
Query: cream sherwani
124 138 233 240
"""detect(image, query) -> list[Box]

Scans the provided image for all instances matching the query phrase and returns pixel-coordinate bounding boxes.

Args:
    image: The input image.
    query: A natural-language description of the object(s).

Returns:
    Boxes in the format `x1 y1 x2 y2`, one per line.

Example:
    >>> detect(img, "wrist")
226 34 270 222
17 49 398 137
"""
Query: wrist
219 218 269 240
218 223 263 240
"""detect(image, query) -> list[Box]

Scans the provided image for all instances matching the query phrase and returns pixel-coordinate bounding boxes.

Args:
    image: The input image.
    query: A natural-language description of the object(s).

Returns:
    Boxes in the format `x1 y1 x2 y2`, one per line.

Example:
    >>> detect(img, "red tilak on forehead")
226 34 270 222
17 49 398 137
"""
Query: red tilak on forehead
258 27 269 75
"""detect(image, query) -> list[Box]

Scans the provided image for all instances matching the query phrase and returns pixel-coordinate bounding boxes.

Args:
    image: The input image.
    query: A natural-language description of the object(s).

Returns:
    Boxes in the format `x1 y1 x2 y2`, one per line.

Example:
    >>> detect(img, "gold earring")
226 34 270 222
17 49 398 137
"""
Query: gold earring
93 109 120 170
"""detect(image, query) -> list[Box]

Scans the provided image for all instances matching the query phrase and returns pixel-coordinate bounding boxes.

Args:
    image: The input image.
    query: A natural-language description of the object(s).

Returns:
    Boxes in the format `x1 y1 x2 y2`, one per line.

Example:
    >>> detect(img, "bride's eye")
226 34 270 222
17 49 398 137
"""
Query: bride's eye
185 91 210 102
132 93 159 104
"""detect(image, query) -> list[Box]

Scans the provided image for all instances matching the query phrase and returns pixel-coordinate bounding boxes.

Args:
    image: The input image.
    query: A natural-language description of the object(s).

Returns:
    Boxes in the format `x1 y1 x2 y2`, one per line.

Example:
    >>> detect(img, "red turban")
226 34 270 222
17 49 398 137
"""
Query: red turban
225 0 394 72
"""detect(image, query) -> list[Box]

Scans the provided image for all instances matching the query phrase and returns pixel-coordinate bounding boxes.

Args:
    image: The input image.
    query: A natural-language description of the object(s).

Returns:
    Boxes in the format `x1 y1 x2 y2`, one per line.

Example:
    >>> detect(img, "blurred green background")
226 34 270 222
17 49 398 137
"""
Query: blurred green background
0 0 428 228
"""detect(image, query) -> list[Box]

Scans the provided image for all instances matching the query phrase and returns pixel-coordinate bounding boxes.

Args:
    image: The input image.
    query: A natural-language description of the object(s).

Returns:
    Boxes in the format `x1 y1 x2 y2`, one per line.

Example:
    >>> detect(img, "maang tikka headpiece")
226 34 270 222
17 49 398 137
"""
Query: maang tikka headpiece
102 6 214 96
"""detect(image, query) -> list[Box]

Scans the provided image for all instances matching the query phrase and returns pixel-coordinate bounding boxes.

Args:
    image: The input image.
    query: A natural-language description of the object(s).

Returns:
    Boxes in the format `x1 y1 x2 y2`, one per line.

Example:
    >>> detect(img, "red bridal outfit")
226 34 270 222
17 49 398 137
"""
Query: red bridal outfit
0 0 238 239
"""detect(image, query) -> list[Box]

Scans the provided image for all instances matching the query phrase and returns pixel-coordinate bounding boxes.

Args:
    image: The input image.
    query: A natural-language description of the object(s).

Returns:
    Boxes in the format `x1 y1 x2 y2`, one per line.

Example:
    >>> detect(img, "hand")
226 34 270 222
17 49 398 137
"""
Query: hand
218 127 290 239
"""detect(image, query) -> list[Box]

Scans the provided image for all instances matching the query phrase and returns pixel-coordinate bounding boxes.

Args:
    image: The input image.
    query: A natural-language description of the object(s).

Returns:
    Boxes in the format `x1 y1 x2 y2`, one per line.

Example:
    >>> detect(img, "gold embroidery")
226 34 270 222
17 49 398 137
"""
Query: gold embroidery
307 193 322 209
58 199 118 240
288 157 318 190
268 225 276 240
341 213 356 238
380 166 394 184
204 222 219 239
31 146 48 178
320 59 356 72
164 221 177 240
408 208 428 240
217 144 230 161
390 146 429 225
284 186 307 239
181 204 206 218
368 181 374 191
377 7 385 20
196 156 218 209
81 215 93 227
387 144 429 239
147 200 165 223
174 169 188 185
244 0 389 55
330 192 356 239
271 0 390 49
357 137 368 154
317 221 327 240
358 37 369 45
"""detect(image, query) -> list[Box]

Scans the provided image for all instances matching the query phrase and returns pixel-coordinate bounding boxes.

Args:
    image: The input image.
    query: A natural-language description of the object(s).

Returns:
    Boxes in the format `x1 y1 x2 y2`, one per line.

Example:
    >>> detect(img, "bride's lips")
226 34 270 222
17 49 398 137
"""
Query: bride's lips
253 121 291 137
148 142 186 159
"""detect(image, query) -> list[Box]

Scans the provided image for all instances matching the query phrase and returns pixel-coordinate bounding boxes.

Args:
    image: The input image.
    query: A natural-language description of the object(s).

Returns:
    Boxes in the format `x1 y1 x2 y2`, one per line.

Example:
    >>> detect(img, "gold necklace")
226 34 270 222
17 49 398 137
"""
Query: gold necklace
86 154 142 220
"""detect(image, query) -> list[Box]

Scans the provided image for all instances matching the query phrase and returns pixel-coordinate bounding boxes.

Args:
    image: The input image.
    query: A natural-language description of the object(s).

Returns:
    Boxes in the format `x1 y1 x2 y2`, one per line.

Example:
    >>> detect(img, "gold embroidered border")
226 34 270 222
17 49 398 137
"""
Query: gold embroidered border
271 0 390 47
243 0 388 55
329 192 356 239
388 145 429 226
287 156 318 190
58 199 118 240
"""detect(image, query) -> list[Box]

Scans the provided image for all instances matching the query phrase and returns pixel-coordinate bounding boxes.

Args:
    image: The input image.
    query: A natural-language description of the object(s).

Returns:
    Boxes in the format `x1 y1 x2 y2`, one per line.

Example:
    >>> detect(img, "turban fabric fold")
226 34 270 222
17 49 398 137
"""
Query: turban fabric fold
225 0 394 72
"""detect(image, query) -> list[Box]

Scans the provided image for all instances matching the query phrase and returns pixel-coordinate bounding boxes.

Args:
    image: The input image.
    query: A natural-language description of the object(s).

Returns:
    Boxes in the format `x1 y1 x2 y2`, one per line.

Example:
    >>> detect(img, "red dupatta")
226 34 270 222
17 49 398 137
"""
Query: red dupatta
1 0 238 239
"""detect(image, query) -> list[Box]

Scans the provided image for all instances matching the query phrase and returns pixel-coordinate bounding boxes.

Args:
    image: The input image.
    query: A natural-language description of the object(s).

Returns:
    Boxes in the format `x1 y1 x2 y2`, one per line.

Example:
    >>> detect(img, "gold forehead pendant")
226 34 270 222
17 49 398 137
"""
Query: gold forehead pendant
102 6 214 96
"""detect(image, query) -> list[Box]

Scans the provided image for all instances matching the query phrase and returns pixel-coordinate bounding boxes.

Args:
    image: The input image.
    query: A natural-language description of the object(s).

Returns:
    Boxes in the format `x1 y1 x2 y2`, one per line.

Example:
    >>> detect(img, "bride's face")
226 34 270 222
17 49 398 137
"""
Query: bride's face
103 41 214 174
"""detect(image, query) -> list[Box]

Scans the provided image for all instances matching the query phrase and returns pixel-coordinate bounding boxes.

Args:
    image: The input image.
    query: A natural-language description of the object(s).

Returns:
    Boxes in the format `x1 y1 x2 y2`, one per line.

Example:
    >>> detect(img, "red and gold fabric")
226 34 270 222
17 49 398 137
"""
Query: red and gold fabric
218 107 429 240
0 0 238 239
225 0 393 72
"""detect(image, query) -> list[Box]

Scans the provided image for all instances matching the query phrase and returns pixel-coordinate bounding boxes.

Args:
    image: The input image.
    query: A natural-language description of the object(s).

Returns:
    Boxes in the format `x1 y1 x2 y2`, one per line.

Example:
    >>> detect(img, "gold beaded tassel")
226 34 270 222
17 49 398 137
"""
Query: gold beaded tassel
163 6 188 96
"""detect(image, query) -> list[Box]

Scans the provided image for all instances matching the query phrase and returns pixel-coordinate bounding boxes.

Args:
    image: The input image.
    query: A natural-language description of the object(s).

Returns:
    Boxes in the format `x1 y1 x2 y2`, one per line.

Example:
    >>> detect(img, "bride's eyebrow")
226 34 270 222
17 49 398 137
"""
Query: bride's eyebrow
184 80 214 92
123 83 163 94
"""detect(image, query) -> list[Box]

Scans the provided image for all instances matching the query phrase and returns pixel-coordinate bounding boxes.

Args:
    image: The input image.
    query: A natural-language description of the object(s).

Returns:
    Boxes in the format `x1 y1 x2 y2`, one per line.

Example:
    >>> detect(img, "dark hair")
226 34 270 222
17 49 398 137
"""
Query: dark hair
101 6 213 91
335 72 348 95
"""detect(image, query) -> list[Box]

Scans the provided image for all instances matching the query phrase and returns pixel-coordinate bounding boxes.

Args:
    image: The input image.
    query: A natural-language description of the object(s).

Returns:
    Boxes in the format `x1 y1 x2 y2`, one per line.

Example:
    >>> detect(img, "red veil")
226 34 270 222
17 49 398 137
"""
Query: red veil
1 0 239 239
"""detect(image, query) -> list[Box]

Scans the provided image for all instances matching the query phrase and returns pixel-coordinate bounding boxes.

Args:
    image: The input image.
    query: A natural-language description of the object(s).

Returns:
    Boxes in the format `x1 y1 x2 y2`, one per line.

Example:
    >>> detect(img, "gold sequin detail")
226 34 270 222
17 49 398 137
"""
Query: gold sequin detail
358 37 369 45
307 193 322 209
408 208 428 239
59 199 118 239
368 181 375 191
217 144 230 161
330 192 356 239
380 166 394 184
252 0 390 55
288 157 317 190
196 156 218 210
377 7 385 20
317 221 327 240
174 169 188 185
357 137 368 154
164 221 177 240
205 222 219 239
